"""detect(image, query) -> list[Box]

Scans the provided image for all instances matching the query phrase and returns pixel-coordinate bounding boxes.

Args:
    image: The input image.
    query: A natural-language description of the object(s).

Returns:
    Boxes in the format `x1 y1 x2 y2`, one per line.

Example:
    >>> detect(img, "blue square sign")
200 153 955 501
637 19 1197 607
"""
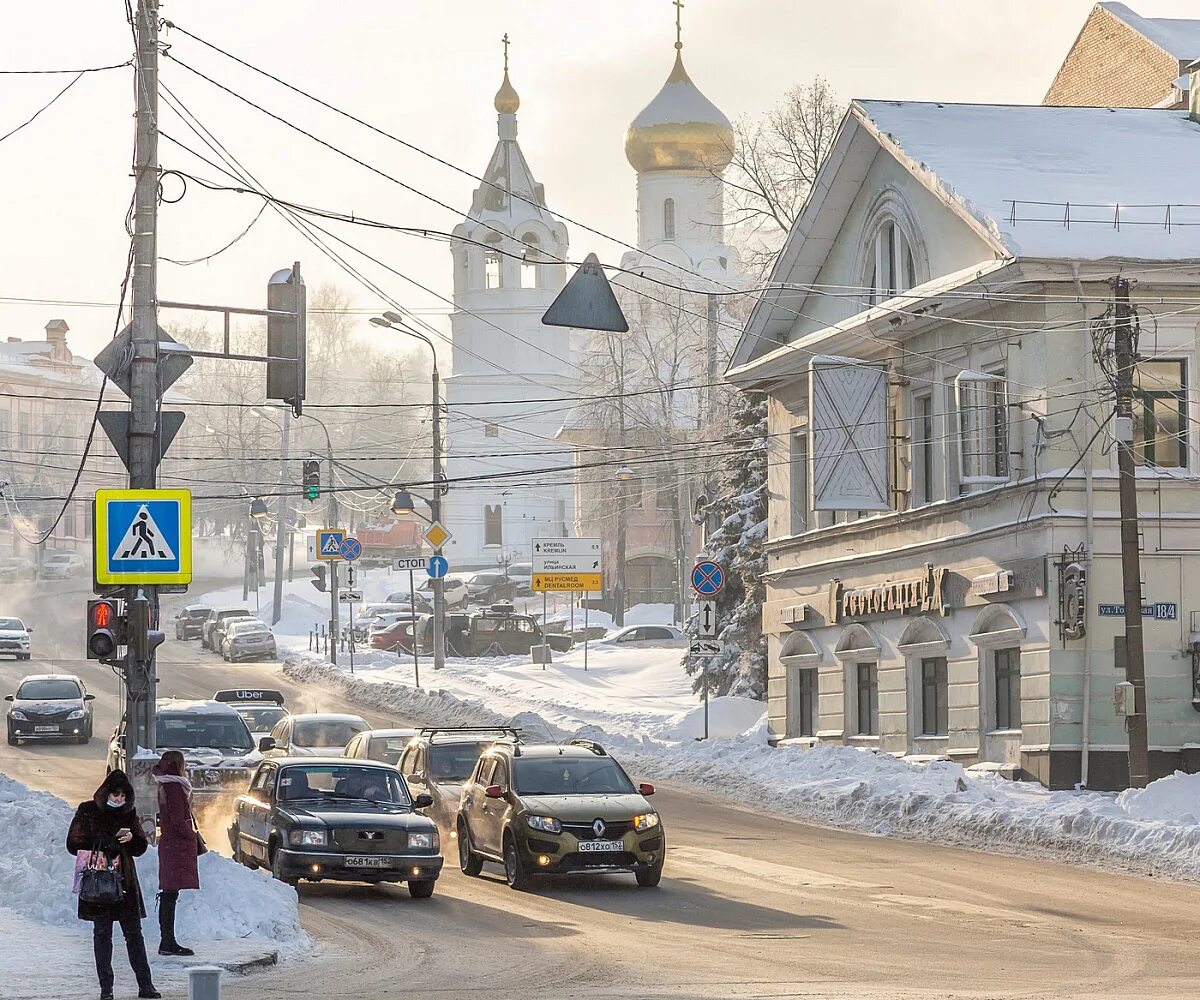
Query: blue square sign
94 489 191 584
316 529 345 561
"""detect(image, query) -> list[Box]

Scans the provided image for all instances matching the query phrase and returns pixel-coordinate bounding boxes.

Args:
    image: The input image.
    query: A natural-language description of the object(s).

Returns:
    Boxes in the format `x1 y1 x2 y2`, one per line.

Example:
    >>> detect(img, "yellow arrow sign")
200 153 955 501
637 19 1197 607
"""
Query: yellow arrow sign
533 572 602 593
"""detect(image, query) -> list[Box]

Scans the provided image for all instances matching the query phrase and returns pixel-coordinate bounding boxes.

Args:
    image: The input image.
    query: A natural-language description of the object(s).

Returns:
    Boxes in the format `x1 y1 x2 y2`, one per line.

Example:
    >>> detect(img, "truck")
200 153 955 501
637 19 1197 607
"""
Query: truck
356 521 423 568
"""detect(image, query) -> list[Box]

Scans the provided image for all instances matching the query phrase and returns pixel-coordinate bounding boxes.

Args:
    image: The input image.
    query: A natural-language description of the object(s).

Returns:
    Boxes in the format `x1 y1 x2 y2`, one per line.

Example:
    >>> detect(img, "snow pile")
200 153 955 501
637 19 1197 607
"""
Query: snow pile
0 773 307 949
1116 770 1200 825
657 697 767 741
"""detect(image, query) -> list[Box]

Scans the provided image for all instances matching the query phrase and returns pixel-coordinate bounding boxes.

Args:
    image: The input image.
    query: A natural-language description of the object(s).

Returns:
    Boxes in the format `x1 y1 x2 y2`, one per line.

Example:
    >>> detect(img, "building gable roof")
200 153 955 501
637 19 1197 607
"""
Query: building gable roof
1100 2 1200 61
729 100 1200 371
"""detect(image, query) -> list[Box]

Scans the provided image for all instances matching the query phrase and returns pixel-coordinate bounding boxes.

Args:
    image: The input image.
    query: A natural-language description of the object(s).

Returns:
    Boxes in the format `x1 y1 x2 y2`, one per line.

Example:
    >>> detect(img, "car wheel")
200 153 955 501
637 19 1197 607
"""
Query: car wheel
407 880 435 899
6 728 17 746
503 831 532 891
458 818 483 877
270 845 297 887
77 733 90 745
635 858 664 888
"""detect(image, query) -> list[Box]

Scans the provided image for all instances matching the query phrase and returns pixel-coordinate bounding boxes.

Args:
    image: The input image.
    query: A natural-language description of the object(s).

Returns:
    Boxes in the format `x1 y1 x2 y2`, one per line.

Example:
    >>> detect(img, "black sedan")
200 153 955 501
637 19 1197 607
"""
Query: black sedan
228 758 443 897
6 673 95 745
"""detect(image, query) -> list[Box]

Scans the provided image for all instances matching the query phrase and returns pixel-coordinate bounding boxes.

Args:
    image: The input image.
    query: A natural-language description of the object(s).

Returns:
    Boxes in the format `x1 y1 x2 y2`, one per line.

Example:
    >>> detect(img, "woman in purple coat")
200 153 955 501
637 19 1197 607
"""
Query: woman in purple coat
152 750 199 956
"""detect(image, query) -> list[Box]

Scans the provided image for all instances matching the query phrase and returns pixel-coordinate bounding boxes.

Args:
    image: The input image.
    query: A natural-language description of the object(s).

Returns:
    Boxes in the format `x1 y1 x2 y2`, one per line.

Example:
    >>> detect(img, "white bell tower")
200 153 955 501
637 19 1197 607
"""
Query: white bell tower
442 36 575 571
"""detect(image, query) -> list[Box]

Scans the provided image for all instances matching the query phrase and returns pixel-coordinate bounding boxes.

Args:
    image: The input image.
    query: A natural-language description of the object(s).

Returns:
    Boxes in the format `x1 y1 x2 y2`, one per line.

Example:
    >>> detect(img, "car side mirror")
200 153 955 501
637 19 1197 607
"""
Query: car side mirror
258 736 276 752
484 784 506 799
3 695 12 702
84 694 96 701
638 782 655 796
412 793 433 809
25 626 33 633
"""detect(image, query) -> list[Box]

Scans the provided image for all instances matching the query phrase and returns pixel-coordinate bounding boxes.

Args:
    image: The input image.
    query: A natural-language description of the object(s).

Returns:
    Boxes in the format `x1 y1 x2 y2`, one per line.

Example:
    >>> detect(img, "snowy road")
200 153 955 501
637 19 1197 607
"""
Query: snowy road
5 588 1200 997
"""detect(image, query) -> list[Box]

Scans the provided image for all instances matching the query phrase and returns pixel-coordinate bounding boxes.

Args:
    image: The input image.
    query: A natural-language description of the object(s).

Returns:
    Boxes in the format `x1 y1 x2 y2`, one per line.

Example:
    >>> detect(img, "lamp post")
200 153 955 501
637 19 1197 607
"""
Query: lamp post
615 466 634 627
370 312 446 671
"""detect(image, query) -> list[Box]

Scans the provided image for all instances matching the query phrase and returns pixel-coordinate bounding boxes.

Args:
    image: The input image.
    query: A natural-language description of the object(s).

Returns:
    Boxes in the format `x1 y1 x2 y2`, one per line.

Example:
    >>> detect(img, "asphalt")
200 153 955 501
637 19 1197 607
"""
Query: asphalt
3 578 1200 999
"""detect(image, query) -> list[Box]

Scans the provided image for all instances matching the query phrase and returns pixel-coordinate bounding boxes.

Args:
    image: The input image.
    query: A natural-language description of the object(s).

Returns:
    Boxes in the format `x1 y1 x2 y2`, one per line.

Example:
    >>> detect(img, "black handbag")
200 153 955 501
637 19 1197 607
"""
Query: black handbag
79 851 125 907
190 810 208 856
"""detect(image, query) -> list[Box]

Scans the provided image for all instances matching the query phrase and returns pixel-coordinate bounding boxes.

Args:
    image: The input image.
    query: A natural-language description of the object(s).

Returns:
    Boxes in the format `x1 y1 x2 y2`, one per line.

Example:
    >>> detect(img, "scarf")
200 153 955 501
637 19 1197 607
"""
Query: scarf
153 772 193 796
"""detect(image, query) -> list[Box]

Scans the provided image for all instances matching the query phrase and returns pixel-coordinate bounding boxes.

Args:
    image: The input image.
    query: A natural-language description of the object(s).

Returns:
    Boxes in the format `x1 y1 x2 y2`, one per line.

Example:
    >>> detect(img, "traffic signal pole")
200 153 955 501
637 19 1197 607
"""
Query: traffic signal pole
271 407 291 626
431 366 445 672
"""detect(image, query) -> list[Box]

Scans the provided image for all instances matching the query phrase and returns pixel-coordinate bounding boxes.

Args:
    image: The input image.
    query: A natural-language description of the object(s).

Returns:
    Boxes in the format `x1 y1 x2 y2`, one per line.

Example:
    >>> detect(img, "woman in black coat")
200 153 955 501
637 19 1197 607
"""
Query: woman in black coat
67 770 161 1000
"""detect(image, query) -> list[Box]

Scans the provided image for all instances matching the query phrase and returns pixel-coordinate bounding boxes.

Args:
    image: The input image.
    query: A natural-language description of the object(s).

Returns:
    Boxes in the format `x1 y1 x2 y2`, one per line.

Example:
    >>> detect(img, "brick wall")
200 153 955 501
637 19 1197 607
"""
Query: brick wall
1044 4 1179 108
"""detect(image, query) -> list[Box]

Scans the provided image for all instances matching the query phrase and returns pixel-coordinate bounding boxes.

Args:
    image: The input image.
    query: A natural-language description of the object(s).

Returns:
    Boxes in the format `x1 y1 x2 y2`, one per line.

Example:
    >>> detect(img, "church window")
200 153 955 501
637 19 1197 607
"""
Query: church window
520 233 541 289
484 250 502 290
866 221 916 305
484 505 503 547
663 198 676 241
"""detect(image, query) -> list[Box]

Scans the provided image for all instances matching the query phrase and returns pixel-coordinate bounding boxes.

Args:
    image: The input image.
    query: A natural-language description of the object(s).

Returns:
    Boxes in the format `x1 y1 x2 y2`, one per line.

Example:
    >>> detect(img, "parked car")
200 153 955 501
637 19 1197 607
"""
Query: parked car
344 727 421 765
6 673 95 745
457 739 663 889
405 575 469 611
261 713 370 757
465 570 515 605
356 609 414 644
506 562 533 595
221 619 278 662
228 758 442 894
0 617 33 660
397 727 521 837
39 551 86 580
211 614 258 654
173 604 212 640
200 606 251 650
370 615 430 654
445 606 572 658
0 557 35 580
213 688 289 741
352 603 414 642
596 625 690 649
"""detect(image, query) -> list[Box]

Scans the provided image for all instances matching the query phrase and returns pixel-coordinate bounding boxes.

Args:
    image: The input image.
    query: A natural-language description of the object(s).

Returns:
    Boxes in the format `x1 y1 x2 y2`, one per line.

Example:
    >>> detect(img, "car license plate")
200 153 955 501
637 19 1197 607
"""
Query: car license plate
577 840 622 853
34 726 59 733
345 856 392 868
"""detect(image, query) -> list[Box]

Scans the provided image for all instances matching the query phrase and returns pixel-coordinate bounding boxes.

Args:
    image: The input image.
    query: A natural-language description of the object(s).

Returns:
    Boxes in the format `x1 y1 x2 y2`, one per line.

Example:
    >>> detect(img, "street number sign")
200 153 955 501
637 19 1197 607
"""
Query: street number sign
339 536 363 561
94 488 192 585
393 556 429 572
317 529 345 561
697 600 718 639
426 555 449 579
691 560 724 596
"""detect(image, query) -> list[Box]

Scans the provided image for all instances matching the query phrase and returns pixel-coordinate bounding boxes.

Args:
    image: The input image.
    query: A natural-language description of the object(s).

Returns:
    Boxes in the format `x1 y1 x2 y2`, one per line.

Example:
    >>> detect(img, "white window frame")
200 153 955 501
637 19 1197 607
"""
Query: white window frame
955 370 1010 488
1130 354 1191 475
789 432 808 536
834 624 882 741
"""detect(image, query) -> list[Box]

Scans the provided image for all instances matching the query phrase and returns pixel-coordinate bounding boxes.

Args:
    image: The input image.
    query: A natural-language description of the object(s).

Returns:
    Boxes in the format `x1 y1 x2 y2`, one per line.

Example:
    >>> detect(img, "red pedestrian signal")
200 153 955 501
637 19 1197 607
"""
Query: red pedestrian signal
87 599 122 660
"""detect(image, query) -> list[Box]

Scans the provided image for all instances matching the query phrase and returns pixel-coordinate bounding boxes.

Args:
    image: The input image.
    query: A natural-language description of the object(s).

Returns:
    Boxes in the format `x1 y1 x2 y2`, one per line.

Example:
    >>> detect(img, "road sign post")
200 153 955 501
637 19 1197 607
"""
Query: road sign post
409 568 421 689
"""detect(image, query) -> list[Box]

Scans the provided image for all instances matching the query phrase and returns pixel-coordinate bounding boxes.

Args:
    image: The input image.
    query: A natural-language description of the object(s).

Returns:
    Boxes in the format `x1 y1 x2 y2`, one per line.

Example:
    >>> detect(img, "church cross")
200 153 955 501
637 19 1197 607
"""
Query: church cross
502 32 510 72
673 0 684 50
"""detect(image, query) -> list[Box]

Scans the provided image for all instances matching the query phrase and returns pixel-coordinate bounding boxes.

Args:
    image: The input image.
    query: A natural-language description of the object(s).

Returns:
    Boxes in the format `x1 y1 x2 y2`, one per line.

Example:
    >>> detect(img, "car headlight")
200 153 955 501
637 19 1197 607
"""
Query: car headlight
67 709 85 720
526 815 562 834
10 710 27 721
288 829 327 846
408 831 437 851
632 813 660 833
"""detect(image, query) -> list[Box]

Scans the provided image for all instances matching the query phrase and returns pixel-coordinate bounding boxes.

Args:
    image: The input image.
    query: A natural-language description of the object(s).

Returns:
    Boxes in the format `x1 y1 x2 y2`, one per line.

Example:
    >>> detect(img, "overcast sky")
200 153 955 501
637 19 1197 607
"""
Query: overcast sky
2 0 1195 364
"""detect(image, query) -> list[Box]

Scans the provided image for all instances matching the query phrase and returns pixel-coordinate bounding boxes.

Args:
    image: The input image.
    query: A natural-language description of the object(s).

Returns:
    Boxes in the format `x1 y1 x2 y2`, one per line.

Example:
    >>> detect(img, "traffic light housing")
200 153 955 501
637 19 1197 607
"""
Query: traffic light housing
266 263 306 413
87 599 125 660
311 564 327 593
303 459 320 502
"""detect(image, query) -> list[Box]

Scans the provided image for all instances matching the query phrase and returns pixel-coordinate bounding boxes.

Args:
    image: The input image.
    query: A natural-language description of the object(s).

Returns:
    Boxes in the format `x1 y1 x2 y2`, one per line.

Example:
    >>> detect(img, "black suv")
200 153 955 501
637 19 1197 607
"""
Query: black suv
174 605 212 640
457 740 664 890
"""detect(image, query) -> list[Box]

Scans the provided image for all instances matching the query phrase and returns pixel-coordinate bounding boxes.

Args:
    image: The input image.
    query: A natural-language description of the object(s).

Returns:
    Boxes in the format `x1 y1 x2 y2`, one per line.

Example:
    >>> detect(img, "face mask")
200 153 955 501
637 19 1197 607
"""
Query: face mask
106 797 125 809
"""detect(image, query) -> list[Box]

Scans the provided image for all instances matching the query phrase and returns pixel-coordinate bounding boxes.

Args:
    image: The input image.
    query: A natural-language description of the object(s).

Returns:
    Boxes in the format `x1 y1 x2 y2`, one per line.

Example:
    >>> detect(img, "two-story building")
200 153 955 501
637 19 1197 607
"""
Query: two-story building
726 97 1200 790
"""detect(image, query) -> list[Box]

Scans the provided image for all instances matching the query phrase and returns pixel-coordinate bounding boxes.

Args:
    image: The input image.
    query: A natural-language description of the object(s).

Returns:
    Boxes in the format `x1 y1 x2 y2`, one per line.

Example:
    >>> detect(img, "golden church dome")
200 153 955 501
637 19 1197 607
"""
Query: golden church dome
624 51 733 173
494 69 520 114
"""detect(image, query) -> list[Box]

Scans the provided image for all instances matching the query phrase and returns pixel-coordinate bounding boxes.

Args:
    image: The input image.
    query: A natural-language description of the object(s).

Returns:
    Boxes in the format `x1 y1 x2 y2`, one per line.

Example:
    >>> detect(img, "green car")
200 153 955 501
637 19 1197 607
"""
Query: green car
456 739 664 889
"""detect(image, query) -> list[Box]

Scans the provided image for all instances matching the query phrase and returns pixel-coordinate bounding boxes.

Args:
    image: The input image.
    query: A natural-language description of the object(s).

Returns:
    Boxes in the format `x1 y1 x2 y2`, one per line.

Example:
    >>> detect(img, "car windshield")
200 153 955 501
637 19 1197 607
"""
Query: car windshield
231 623 269 637
184 609 210 620
0 618 25 630
157 713 254 752
46 555 72 564
237 706 287 732
278 764 409 804
16 678 80 700
293 719 367 748
428 741 493 781
367 736 413 765
471 573 503 584
514 757 637 796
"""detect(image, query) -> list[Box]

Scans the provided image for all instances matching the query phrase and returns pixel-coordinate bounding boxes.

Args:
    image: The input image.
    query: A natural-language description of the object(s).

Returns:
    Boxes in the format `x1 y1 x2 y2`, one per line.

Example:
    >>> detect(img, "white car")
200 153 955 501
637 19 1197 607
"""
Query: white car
0 617 32 660
597 625 690 649
261 713 370 757
411 576 469 610
40 552 87 580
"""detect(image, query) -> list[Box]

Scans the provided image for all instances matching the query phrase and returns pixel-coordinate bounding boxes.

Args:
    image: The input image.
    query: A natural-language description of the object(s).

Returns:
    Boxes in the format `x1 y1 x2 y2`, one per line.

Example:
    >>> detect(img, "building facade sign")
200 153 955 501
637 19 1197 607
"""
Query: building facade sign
969 569 1013 598
829 563 948 623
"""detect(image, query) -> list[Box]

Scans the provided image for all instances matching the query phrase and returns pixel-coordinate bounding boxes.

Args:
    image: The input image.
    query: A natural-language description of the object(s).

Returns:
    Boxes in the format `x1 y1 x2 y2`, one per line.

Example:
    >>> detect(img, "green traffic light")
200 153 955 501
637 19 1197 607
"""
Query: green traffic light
305 486 319 501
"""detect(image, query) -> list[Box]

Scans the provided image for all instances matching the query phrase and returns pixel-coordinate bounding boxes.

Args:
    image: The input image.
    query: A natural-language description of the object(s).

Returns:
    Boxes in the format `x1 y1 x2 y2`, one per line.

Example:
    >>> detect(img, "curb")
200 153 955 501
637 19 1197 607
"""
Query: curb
154 947 279 975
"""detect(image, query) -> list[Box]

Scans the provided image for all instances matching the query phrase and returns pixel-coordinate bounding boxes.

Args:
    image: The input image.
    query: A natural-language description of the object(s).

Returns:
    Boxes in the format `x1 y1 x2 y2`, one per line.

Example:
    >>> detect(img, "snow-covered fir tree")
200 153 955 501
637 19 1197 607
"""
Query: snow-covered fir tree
685 391 767 699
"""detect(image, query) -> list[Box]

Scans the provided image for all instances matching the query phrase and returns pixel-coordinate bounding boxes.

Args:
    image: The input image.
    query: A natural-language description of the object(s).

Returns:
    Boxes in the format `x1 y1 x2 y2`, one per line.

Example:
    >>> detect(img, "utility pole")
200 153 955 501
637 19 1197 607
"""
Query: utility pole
271 408 291 625
431 365 446 672
1112 276 1150 788
126 0 160 782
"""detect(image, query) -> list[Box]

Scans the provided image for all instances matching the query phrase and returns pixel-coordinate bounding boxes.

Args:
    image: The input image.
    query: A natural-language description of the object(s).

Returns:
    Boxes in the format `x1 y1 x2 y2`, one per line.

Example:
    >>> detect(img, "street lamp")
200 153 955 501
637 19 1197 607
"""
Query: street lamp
391 489 416 516
249 497 269 520
371 311 446 672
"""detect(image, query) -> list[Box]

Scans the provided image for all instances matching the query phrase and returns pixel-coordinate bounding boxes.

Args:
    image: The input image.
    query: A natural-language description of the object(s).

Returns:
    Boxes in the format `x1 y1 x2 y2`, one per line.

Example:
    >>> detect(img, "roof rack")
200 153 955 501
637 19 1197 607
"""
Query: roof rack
418 726 522 743
492 735 522 757
567 739 608 756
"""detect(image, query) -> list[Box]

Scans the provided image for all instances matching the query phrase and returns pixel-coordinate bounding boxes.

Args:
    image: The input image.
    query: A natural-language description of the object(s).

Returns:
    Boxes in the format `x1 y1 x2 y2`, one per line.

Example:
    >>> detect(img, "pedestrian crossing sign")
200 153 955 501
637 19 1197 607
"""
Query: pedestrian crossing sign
94 488 191 585
316 528 346 562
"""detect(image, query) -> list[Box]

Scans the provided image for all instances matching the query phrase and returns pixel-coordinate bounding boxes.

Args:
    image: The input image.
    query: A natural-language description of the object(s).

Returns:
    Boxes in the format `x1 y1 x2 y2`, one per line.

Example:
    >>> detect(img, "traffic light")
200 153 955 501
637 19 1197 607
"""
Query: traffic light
87 599 123 660
266 264 306 412
303 459 320 502
311 564 327 593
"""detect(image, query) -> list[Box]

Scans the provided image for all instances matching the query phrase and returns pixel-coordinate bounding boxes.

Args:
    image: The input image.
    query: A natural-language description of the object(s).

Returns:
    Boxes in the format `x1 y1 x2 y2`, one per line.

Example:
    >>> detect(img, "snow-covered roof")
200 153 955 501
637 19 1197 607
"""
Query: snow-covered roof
156 699 241 716
858 100 1200 261
1101 2 1200 60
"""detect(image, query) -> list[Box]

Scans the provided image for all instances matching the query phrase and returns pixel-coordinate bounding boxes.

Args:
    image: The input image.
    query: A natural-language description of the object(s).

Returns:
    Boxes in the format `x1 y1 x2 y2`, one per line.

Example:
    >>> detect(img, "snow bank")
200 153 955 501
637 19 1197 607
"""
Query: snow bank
0 773 307 950
658 697 766 741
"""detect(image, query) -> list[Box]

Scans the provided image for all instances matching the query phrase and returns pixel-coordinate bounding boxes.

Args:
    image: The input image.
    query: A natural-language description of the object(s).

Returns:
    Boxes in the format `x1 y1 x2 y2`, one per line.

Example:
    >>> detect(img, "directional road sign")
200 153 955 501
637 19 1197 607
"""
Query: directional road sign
533 572 602 593
316 529 345 561
691 560 724 596
533 537 602 592
339 536 363 561
697 600 719 639
426 555 449 579
339 589 362 603
689 639 723 658
532 538 602 557
393 556 429 572
94 489 192 585
423 521 452 550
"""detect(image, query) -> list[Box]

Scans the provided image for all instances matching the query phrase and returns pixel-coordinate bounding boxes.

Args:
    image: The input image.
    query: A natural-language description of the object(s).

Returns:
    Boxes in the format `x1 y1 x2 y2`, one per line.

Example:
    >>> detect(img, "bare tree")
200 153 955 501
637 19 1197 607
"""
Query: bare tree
719 77 844 277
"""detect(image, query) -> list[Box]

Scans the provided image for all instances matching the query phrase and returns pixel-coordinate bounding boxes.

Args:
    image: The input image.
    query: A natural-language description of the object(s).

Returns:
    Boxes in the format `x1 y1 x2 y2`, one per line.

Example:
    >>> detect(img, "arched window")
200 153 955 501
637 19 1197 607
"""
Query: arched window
484 250 502 290
483 505 503 547
663 198 676 242
866 220 915 304
520 232 540 289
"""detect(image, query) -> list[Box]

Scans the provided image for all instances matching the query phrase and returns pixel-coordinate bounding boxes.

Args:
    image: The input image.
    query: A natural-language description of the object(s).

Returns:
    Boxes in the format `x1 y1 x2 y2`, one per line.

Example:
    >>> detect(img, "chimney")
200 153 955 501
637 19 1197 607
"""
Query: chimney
1190 59 1200 122
44 319 69 361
